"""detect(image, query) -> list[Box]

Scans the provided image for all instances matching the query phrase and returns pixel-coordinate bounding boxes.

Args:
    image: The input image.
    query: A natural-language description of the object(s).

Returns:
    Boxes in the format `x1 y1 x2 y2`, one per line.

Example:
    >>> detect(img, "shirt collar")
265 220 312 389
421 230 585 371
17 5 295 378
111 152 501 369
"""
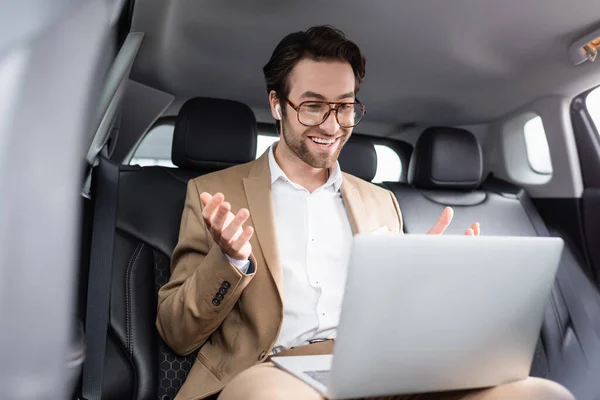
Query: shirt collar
268 143 343 192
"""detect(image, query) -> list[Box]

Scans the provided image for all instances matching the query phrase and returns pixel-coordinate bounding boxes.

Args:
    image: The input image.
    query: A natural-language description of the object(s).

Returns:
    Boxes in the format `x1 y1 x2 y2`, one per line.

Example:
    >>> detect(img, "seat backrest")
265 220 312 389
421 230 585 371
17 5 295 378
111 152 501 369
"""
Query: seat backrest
383 127 600 398
93 97 257 400
387 127 537 236
338 135 378 182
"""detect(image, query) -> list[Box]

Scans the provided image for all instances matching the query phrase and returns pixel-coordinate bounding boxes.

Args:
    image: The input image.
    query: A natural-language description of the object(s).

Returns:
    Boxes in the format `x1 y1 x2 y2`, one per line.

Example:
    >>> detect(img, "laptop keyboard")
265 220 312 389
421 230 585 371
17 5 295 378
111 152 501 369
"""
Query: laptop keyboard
304 369 330 386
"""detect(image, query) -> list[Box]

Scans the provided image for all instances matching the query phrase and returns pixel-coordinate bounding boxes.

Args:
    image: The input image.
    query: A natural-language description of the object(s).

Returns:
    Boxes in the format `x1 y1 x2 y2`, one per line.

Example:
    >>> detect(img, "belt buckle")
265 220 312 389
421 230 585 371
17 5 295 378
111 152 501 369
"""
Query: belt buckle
308 338 329 344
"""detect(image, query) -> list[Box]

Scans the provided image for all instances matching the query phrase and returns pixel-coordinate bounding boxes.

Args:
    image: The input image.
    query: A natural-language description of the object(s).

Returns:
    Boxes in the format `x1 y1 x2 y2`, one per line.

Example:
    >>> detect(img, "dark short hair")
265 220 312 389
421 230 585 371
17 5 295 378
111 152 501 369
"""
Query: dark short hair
263 25 366 103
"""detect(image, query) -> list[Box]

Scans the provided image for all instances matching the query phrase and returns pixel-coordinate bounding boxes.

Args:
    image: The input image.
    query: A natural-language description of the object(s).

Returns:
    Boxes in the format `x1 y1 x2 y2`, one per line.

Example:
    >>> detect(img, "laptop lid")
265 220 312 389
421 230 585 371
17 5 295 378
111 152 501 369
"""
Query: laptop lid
328 234 564 399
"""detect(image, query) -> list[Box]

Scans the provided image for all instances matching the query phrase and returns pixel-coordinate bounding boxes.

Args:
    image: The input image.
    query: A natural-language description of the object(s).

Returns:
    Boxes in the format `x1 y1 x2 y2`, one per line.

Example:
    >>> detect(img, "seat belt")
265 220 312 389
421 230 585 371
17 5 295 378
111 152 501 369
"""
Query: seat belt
81 156 120 400
518 191 600 362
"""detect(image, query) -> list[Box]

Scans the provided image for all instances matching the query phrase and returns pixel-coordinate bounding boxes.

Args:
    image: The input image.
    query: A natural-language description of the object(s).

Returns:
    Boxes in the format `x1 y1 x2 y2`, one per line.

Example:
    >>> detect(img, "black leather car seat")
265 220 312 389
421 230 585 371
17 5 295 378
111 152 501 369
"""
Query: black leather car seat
338 134 378 182
383 127 600 399
83 97 257 400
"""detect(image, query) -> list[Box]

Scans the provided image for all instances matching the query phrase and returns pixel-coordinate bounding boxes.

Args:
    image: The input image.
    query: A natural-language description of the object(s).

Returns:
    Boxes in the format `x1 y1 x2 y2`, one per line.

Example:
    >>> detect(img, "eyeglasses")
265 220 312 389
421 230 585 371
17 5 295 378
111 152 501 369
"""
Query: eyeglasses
285 99 367 128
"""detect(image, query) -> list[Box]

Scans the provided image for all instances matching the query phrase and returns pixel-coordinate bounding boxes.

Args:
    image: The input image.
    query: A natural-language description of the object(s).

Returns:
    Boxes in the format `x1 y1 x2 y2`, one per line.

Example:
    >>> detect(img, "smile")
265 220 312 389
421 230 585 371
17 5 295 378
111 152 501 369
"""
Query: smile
309 137 338 146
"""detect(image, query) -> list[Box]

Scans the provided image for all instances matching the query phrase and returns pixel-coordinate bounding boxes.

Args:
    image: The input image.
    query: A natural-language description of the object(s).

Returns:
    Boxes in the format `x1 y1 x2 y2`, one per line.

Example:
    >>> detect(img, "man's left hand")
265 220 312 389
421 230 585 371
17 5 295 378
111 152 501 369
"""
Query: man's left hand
427 206 480 236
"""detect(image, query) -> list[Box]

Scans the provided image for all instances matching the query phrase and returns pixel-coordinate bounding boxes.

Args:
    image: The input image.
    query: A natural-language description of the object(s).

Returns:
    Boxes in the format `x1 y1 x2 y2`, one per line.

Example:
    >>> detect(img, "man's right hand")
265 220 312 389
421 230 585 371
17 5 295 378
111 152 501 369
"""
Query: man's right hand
200 192 254 261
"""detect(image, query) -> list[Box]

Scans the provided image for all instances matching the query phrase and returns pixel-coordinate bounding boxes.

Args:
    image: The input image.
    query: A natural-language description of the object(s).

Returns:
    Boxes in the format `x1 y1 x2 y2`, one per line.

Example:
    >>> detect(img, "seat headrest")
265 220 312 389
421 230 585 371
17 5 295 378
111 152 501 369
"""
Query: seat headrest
338 136 377 182
408 127 482 190
172 97 258 172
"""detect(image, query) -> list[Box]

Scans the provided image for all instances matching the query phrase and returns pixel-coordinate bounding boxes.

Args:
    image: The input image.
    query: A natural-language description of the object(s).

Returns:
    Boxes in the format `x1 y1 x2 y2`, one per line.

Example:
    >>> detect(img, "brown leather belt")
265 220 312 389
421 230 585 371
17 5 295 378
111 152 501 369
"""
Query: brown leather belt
266 339 335 362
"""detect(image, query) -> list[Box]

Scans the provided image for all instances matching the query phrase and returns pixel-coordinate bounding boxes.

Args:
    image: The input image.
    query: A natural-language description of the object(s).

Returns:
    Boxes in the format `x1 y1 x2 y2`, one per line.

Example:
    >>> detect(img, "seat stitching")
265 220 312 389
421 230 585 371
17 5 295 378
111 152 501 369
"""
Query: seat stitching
125 244 137 358
550 285 564 343
550 291 563 341
125 245 136 356
131 243 145 360
126 242 144 358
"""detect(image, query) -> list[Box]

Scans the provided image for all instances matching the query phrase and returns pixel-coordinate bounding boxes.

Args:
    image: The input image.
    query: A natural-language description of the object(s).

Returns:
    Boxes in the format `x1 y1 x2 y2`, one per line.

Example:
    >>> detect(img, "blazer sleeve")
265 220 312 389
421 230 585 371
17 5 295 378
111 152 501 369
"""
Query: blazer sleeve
156 179 257 355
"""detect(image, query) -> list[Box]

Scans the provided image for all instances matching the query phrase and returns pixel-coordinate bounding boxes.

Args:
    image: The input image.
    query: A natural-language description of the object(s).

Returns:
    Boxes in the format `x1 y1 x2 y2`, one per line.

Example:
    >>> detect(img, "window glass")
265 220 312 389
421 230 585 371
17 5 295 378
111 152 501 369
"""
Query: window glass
372 145 402 183
523 116 553 174
256 135 278 158
586 86 600 131
129 125 403 182
130 124 175 167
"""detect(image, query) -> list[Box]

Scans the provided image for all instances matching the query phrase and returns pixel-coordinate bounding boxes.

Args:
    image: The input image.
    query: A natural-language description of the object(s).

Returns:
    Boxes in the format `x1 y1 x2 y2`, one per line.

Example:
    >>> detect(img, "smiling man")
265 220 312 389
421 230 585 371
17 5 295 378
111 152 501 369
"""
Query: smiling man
156 26 572 400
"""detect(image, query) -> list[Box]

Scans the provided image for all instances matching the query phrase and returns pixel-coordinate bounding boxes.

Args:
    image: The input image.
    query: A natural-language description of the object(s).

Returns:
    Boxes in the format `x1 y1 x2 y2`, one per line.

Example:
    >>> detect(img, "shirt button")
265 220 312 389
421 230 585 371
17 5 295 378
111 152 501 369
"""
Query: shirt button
258 351 267 361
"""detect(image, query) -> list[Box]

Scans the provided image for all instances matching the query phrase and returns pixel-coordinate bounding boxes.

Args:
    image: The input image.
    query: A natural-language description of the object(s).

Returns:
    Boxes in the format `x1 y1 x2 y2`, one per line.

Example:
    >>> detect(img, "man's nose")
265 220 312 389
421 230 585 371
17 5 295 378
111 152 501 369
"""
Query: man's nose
319 110 340 135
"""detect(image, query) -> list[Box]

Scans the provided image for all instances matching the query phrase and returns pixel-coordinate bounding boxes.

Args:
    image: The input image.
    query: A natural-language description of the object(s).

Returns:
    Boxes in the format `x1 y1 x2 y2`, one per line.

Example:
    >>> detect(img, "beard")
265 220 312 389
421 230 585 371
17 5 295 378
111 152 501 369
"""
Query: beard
280 119 350 169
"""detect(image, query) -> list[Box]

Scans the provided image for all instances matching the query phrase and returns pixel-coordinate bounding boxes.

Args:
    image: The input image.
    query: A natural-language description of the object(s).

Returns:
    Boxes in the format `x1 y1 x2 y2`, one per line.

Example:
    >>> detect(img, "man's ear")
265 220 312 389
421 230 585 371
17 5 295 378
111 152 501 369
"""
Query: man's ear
269 90 281 121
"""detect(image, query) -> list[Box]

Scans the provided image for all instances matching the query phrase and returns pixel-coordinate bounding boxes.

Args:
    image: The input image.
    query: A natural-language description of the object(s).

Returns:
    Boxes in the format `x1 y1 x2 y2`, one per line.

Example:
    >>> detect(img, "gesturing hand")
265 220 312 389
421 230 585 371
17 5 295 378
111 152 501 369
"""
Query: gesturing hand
427 207 480 236
200 192 254 261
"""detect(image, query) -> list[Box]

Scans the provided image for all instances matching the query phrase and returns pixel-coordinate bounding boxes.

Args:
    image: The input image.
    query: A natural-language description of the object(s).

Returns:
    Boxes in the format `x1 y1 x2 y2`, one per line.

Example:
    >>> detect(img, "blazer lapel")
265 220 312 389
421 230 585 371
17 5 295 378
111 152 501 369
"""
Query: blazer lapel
243 153 283 300
340 174 370 234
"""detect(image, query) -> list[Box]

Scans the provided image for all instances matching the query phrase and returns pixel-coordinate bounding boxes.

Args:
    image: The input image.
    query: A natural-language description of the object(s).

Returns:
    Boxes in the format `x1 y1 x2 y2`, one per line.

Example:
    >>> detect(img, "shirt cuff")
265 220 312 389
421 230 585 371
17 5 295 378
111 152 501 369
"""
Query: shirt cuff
225 254 251 274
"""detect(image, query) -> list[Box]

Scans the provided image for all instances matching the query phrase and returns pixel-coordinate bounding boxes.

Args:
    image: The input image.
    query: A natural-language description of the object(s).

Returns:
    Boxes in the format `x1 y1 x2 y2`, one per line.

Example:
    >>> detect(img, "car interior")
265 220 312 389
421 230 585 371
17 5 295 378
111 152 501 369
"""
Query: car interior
2 0 600 399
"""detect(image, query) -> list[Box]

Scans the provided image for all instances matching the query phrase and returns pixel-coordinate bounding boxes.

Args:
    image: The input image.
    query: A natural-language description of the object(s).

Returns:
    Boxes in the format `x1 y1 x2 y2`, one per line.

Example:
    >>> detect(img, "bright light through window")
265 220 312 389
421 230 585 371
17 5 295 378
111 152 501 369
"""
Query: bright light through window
256 135 279 158
130 128 403 183
130 124 175 168
523 116 552 174
586 87 600 131
373 145 402 183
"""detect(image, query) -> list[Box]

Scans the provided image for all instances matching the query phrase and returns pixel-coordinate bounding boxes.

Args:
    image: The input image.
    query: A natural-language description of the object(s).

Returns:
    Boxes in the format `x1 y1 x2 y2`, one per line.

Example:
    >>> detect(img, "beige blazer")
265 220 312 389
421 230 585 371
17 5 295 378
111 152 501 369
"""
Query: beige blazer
156 151 403 400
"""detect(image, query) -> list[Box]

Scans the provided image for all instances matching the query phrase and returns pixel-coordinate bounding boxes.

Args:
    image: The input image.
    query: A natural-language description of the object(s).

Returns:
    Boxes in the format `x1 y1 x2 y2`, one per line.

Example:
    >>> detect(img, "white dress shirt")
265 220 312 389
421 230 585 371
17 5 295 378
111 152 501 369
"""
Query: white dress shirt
266 144 354 352
224 144 354 351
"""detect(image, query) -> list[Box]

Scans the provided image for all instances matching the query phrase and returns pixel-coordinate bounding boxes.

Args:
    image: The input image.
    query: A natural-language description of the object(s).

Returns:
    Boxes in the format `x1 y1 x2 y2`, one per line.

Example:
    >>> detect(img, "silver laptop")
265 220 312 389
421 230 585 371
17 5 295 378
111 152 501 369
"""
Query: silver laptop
271 234 564 399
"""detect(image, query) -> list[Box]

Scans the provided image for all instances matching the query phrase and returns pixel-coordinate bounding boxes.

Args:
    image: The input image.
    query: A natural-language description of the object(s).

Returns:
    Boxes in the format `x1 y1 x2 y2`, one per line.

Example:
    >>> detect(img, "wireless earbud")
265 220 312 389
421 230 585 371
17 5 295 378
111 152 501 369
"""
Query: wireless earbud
275 104 282 120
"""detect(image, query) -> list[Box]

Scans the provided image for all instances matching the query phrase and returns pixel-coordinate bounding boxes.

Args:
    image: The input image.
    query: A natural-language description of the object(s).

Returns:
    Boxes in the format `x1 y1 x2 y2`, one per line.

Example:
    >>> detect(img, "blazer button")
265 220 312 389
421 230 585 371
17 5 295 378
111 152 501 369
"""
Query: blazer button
215 292 224 301
258 351 267 361
212 298 220 306
219 287 228 295
222 281 231 289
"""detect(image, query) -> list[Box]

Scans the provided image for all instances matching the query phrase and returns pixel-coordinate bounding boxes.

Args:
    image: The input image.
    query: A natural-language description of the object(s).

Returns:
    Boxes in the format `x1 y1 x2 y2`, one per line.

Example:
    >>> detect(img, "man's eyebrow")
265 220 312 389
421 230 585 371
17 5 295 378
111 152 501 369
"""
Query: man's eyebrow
299 91 356 101
336 92 355 100
300 91 326 100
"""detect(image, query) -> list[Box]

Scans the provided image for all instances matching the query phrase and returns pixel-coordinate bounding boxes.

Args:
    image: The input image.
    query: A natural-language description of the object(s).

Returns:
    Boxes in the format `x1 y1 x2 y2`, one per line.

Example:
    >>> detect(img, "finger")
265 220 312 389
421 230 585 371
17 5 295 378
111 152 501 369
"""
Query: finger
200 192 213 207
202 192 223 224
472 222 480 236
211 202 231 234
221 208 250 244
465 228 474 236
427 207 454 235
230 226 254 256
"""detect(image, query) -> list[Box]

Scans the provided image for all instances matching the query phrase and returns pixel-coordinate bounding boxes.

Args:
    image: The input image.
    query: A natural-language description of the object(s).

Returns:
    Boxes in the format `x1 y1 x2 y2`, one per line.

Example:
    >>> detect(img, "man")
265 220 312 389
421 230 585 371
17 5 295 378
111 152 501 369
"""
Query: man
157 26 573 400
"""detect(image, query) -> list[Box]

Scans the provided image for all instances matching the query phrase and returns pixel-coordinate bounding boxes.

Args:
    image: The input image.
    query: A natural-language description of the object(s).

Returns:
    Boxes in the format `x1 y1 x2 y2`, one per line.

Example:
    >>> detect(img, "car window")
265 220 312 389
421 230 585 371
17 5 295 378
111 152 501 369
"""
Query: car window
523 115 553 174
130 124 176 167
372 144 402 183
586 86 600 131
129 124 402 182
256 135 279 158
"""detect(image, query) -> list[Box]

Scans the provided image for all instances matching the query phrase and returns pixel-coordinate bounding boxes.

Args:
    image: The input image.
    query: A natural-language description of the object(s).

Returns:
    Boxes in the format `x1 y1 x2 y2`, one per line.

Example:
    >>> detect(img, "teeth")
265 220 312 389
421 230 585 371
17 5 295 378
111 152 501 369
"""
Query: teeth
311 137 335 145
